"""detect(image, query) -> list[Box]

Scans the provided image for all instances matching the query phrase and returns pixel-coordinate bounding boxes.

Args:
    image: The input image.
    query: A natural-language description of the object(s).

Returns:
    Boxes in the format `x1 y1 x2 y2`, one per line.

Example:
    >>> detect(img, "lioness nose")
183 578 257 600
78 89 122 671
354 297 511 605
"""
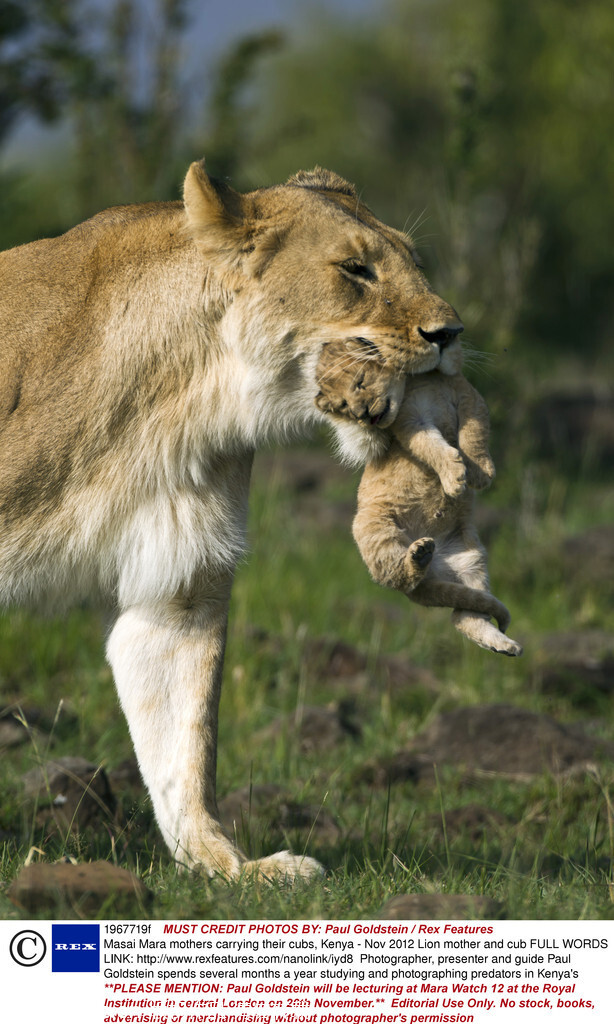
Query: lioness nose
418 322 464 350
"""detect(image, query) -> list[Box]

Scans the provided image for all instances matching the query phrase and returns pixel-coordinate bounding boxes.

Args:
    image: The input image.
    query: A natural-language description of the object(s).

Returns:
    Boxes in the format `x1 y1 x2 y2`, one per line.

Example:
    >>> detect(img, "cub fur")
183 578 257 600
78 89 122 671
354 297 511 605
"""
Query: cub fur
316 338 522 656
0 159 464 880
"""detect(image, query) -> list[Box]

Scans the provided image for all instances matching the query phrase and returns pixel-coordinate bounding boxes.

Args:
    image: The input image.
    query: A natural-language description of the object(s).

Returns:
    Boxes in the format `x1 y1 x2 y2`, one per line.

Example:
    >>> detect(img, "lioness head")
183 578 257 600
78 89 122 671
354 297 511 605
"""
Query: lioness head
183 160 462 456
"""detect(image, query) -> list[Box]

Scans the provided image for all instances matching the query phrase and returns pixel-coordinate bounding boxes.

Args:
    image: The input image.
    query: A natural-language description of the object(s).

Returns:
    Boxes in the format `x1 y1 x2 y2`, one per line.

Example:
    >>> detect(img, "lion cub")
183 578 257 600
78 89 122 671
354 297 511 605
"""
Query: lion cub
315 339 522 656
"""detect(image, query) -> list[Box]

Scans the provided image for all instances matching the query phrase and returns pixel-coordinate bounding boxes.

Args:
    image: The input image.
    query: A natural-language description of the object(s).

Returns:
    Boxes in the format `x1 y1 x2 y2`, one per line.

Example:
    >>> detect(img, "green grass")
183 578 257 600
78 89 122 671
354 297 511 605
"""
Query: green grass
0 420 613 921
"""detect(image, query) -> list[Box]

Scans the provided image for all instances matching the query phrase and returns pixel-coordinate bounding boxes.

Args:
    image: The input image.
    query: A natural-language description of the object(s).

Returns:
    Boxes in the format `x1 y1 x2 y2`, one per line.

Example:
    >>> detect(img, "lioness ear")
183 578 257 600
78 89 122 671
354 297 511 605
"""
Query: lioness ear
183 159 244 230
183 160 249 276
286 166 357 198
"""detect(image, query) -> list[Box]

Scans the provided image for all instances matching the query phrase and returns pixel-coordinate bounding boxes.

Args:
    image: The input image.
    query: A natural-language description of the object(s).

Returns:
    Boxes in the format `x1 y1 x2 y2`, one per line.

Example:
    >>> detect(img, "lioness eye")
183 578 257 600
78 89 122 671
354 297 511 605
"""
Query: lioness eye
339 258 376 281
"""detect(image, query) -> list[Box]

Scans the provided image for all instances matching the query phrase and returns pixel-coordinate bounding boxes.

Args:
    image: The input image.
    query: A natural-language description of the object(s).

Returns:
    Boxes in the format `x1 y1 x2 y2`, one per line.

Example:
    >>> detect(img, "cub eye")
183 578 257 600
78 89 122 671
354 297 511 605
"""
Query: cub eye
339 258 376 281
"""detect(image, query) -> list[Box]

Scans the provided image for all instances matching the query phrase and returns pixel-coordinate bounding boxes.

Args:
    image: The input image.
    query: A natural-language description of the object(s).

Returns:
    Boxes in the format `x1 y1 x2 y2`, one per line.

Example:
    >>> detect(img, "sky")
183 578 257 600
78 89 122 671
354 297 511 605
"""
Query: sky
5 0 380 161
188 0 377 57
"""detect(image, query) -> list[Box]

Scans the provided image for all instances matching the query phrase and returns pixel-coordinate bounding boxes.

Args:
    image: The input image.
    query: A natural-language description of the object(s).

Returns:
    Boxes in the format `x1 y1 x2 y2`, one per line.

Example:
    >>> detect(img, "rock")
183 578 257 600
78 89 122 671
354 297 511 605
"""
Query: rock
256 703 361 754
7 860 151 916
378 893 504 920
219 784 341 847
23 756 116 830
534 630 614 698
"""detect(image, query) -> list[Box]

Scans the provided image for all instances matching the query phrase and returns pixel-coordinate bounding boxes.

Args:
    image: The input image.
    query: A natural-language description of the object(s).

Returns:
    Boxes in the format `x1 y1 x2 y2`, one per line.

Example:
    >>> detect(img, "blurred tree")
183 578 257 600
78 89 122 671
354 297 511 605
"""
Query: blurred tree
23 0 192 212
0 0 59 139
204 30 283 183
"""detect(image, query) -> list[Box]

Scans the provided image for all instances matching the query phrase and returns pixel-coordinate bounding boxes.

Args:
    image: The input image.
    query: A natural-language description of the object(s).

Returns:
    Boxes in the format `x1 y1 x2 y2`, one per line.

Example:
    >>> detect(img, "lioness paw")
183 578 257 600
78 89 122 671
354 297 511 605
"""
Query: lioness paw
242 851 325 883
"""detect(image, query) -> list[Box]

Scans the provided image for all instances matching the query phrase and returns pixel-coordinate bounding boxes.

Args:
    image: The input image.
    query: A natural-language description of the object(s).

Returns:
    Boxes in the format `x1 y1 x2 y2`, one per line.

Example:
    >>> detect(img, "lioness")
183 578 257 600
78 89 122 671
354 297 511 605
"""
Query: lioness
315 338 522 656
0 160 463 880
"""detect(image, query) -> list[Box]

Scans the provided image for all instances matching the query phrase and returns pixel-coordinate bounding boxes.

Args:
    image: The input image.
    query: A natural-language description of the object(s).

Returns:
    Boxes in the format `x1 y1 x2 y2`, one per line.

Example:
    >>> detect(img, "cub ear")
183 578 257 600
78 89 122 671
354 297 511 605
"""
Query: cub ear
286 166 357 198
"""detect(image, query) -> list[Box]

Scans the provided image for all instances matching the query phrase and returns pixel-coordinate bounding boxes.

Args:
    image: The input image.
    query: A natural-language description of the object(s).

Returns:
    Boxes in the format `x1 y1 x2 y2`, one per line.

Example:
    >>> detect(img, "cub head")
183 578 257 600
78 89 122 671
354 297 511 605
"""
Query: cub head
183 159 463 454
315 338 404 430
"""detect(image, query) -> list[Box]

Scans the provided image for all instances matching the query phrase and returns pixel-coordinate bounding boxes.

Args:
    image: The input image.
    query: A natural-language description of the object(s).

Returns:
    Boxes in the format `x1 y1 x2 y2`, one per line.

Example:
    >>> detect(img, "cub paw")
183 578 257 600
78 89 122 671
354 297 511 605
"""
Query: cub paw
439 455 467 497
409 537 435 568
494 635 523 658
466 457 496 490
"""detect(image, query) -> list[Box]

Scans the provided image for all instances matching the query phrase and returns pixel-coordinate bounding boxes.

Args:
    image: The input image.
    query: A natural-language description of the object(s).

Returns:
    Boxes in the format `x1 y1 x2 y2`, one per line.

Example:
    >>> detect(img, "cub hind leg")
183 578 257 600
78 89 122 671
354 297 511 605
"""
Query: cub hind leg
411 536 522 656
451 608 523 656
353 506 434 592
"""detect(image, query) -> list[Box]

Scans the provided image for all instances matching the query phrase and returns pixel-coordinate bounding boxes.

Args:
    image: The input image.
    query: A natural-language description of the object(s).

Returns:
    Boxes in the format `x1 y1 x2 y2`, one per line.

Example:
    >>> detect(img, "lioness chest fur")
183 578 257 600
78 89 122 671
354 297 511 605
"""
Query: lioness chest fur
0 160 464 878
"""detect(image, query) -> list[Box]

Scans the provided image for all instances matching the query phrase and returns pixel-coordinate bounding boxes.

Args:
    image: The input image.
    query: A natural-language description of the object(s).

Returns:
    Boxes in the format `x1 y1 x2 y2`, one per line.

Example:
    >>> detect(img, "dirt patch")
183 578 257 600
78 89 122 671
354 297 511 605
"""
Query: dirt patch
7 860 151 916
425 803 511 843
304 636 440 695
534 630 614 699
358 704 613 786
23 756 117 831
219 784 341 849
256 703 362 755
563 525 614 594
378 893 504 920
410 705 612 777
245 626 441 696
0 713 40 749
356 750 435 788
255 449 349 493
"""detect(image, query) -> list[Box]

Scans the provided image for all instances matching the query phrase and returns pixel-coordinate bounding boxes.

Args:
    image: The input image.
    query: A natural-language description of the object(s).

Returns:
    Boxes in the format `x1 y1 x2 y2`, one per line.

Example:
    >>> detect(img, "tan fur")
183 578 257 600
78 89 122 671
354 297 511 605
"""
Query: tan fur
0 160 464 879
316 339 522 656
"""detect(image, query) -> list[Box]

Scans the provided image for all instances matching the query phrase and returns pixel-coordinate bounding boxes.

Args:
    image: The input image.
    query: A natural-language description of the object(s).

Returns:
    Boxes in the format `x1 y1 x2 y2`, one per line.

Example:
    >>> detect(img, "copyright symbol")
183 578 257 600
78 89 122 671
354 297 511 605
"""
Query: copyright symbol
9 930 47 966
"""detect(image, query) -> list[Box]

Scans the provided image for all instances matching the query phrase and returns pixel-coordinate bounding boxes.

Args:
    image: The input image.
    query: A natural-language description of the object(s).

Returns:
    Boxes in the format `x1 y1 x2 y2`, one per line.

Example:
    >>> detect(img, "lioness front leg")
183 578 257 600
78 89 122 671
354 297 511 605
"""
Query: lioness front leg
107 575 322 882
